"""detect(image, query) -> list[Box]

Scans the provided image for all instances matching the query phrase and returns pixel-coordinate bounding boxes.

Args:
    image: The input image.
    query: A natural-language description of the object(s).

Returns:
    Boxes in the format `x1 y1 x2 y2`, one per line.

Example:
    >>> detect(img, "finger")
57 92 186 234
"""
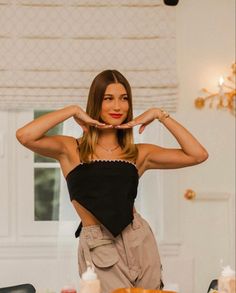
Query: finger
94 124 113 129
115 120 139 129
128 120 139 127
139 124 146 134
101 124 114 128
115 124 132 129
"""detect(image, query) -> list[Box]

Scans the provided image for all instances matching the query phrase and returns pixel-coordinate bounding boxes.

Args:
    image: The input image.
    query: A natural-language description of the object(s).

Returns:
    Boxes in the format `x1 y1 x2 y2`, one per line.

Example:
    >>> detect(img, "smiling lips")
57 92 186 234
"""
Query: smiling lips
109 113 123 119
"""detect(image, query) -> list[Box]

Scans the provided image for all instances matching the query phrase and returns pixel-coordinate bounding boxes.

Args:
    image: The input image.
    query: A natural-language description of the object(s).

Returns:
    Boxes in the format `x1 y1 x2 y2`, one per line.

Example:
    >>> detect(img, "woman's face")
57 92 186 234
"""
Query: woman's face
100 83 129 125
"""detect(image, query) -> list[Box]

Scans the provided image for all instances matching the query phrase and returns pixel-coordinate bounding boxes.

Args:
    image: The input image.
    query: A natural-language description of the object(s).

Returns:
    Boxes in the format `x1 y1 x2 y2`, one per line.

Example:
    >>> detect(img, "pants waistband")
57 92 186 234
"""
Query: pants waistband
80 212 142 241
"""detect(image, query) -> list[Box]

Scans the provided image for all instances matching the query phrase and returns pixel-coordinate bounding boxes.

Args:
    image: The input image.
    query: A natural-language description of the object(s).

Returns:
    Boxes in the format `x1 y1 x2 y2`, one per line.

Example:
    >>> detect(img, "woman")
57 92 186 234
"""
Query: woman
16 70 208 292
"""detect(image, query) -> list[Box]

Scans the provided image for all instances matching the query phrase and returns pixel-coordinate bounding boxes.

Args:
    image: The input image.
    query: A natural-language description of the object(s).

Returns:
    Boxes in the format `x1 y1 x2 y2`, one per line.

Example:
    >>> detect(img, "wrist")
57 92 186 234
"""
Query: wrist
153 108 163 119
155 108 170 123
70 105 81 116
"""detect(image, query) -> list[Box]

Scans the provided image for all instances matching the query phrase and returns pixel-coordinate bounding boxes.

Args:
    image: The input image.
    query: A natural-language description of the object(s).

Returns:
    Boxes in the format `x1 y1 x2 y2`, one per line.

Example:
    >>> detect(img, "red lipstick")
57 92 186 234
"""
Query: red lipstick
109 113 123 119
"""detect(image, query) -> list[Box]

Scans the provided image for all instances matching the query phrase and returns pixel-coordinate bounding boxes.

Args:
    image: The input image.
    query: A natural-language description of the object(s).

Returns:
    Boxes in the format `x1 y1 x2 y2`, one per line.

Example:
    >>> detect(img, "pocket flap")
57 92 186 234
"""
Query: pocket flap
89 240 119 268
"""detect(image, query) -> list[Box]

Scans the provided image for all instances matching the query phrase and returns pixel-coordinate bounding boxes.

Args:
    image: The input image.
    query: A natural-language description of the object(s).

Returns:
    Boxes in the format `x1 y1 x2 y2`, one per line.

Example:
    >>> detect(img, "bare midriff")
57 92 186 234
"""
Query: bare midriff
72 200 136 227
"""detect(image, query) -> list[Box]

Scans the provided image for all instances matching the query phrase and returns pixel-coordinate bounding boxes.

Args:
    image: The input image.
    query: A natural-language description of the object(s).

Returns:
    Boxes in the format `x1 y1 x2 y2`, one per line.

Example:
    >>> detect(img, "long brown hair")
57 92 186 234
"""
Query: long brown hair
79 70 138 162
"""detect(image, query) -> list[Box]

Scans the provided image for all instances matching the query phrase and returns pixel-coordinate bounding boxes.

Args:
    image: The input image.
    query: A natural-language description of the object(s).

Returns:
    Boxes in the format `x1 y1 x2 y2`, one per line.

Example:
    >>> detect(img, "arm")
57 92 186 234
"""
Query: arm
117 108 209 170
16 105 107 160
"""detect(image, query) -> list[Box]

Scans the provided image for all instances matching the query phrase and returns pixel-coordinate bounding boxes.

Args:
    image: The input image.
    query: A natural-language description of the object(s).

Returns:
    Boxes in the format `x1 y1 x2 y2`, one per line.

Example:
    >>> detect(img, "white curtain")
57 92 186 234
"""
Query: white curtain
0 0 178 111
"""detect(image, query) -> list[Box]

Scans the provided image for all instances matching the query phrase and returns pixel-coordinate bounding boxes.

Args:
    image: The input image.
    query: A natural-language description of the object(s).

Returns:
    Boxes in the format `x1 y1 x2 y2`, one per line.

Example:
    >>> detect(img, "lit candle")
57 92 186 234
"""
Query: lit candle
218 76 225 87
218 76 226 108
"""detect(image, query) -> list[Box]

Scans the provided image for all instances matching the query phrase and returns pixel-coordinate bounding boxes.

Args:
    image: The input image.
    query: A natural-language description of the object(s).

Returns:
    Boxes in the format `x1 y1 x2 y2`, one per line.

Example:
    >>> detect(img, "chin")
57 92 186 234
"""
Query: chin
113 119 123 124
101 116 127 125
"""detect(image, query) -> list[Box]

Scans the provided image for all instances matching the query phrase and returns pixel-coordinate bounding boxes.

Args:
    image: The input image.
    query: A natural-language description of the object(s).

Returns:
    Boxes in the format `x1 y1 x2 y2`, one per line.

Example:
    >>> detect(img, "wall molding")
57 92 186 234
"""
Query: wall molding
159 242 182 256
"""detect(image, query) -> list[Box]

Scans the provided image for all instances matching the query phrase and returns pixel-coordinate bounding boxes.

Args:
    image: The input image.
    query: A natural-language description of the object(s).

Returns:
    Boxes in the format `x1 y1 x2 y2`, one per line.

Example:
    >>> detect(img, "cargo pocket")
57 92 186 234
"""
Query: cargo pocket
88 238 119 268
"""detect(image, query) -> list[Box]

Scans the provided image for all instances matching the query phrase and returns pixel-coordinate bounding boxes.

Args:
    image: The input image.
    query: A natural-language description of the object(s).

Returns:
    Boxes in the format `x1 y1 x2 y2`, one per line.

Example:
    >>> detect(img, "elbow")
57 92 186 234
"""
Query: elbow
196 150 209 164
16 128 30 146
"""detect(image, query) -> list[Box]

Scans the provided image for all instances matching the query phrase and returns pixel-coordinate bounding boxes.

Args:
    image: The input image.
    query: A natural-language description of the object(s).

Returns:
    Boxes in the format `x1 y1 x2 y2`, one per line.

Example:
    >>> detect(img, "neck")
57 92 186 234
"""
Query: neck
97 129 119 147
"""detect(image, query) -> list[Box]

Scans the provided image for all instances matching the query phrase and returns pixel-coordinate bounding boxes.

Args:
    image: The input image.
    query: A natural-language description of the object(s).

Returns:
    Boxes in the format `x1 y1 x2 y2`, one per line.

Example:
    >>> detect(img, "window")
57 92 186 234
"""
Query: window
16 110 78 239
34 110 63 221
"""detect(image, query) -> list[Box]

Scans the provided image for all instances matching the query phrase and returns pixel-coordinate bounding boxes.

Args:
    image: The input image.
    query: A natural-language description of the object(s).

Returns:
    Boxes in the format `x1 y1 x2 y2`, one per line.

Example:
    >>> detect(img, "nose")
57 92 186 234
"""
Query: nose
113 99 121 111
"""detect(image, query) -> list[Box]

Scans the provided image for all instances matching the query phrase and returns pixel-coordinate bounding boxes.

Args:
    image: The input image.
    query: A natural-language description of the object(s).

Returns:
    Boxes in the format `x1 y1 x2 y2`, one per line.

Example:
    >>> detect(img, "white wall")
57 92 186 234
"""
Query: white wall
176 0 235 178
175 0 235 252
161 0 235 291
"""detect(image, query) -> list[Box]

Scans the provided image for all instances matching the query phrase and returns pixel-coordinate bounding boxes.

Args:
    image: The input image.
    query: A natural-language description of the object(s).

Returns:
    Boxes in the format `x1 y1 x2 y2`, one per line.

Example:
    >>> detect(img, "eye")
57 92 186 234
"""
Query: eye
104 96 113 101
122 96 128 100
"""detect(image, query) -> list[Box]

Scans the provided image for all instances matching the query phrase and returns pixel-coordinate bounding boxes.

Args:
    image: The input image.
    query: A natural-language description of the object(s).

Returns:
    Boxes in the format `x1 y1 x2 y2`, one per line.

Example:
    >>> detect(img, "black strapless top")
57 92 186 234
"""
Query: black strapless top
66 160 139 238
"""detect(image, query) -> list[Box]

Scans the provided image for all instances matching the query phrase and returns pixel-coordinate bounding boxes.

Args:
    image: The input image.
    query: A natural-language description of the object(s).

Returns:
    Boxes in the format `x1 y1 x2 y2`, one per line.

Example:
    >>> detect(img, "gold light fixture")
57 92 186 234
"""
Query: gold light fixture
195 63 236 116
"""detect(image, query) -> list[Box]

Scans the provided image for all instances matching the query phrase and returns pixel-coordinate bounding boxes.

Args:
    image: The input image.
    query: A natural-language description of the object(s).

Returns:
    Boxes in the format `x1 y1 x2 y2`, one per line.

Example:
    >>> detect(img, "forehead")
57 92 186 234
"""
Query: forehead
104 83 127 95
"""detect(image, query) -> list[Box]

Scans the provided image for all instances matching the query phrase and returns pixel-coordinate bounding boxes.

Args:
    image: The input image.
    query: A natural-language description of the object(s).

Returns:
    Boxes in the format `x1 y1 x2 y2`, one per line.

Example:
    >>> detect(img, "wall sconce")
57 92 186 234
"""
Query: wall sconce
195 63 236 116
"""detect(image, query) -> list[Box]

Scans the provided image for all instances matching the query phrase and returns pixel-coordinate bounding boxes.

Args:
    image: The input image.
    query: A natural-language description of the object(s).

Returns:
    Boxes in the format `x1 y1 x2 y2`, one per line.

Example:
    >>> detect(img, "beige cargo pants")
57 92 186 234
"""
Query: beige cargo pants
78 213 163 293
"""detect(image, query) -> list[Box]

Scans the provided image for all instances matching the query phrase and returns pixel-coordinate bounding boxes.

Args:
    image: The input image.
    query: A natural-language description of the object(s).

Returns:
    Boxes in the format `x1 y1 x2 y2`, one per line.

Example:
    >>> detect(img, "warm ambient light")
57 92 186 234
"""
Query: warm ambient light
195 63 236 116
218 76 224 87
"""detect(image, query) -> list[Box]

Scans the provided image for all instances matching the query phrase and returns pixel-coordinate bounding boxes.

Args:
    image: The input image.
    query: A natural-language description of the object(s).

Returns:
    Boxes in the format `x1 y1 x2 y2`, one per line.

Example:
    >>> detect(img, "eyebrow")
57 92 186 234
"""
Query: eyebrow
104 94 128 97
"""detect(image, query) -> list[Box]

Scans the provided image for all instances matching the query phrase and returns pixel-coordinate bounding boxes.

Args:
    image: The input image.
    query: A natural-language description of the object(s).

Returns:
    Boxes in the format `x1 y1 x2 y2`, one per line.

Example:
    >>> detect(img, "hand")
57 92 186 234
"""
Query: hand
115 108 161 134
73 107 112 132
